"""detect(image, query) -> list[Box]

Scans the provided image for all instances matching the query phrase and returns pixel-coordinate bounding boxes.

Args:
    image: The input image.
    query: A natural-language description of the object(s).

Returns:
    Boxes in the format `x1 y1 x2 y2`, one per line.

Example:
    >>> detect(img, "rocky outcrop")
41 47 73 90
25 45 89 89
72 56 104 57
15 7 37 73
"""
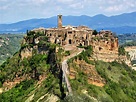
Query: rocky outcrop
92 37 118 62
125 46 136 61
20 47 33 59
125 46 136 70
20 35 49 60
69 59 105 87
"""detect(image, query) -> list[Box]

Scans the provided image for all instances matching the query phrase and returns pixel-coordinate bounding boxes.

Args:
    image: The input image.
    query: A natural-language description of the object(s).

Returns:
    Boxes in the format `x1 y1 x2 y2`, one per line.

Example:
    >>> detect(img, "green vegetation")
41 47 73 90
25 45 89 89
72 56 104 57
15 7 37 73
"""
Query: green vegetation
0 73 62 102
0 53 20 84
62 93 96 102
0 52 49 85
64 51 70 56
0 31 57 83
68 60 136 102
68 46 136 102
92 30 98 35
118 46 126 55
0 30 136 101
96 61 136 101
0 34 24 65
0 79 35 102
57 47 65 62
118 45 130 59
32 73 62 101
92 36 101 41
118 33 136 45
123 41 136 47
132 60 136 66
69 46 94 65
0 31 64 102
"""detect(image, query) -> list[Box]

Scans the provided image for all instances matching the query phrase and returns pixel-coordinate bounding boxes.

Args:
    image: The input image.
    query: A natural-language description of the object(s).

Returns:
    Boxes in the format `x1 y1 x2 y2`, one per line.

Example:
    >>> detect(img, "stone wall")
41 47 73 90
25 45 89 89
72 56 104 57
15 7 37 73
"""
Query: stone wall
91 32 118 62
45 26 93 46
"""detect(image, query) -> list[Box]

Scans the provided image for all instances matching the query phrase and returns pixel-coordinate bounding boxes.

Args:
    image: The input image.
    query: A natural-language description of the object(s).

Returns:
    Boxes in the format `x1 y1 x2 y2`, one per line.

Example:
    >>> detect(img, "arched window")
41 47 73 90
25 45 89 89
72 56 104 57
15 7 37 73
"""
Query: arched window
69 39 72 44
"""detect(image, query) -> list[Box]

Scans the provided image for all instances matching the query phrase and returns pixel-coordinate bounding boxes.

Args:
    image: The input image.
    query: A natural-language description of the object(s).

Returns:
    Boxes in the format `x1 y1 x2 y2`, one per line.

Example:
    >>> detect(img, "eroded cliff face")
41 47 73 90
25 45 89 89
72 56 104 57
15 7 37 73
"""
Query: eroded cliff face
69 59 105 87
91 35 118 62
20 33 49 60
125 46 136 61
20 47 33 59
125 46 136 70
91 36 132 66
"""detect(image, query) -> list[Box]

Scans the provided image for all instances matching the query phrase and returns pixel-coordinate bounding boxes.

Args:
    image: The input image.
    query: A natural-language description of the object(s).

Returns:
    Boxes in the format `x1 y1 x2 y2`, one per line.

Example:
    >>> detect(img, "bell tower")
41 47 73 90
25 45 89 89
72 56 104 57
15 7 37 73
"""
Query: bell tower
58 15 62 29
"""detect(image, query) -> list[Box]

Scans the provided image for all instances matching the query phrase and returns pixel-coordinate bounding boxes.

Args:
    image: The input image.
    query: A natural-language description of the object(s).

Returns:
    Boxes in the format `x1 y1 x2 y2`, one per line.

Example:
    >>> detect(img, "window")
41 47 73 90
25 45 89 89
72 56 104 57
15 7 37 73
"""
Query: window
69 39 72 44
68 31 72 34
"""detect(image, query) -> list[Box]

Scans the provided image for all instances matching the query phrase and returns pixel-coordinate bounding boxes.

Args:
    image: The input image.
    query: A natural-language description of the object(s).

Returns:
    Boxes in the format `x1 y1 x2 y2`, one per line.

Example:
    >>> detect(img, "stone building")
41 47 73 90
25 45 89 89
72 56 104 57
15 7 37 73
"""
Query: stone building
90 29 119 62
33 15 93 46
47 15 93 46
32 15 119 62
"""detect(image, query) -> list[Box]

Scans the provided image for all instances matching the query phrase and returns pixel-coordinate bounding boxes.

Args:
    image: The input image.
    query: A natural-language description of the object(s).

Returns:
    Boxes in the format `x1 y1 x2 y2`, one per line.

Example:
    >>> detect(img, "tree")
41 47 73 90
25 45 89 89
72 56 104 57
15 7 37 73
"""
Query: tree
93 30 98 35
29 54 47 80
118 46 126 55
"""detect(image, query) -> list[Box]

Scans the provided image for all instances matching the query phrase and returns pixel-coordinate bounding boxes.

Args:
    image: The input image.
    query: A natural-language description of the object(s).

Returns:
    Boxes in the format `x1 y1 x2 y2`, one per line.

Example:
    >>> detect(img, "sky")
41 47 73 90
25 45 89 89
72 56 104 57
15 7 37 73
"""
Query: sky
0 0 136 24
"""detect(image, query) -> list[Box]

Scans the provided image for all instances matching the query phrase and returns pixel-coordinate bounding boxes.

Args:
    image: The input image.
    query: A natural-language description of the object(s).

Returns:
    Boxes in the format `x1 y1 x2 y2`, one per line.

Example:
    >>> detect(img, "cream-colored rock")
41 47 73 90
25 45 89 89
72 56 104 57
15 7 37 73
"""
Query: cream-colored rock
20 47 33 59
0 88 3 94
125 46 136 69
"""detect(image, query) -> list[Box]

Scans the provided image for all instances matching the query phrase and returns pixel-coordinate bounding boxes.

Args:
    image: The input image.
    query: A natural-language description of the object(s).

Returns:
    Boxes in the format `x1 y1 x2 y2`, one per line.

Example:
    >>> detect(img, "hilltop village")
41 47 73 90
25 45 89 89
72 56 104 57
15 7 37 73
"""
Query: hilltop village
31 15 119 62
1 15 136 102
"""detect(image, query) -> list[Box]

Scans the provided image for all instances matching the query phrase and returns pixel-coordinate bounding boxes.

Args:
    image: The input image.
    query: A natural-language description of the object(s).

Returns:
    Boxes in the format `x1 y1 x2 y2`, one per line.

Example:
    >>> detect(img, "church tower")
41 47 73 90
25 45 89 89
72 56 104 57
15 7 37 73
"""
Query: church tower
58 15 62 29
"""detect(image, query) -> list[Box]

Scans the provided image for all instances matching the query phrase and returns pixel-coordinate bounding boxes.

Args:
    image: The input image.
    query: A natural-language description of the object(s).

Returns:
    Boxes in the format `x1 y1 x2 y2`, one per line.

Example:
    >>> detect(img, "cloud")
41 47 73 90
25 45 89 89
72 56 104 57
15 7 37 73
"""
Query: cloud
0 0 8 1
28 0 50 5
57 0 74 3
0 0 14 10
0 5 9 10
97 0 136 15
0 0 136 23
69 2 84 10
104 5 124 12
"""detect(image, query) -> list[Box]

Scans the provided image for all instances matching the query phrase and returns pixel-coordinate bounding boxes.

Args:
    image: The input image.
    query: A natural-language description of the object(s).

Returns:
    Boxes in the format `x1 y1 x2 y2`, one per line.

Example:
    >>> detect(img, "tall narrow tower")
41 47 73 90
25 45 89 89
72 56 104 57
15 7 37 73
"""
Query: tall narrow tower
58 15 62 29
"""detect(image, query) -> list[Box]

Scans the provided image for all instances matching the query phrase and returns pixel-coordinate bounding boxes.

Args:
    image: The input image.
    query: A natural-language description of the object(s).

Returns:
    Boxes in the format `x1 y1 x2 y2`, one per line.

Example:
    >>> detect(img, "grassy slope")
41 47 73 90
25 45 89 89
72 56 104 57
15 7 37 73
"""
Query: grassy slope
0 32 63 101
0 51 62 102
0 34 24 65
0 55 136 101
67 47 136 102
96 61 136 101
0 33 136 101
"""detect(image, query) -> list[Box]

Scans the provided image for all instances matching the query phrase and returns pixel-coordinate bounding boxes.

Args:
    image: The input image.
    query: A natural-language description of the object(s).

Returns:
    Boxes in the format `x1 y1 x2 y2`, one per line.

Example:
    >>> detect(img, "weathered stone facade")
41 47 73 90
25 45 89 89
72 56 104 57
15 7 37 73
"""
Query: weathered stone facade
32 15 119 62
91 31 119 62
33 15 93 46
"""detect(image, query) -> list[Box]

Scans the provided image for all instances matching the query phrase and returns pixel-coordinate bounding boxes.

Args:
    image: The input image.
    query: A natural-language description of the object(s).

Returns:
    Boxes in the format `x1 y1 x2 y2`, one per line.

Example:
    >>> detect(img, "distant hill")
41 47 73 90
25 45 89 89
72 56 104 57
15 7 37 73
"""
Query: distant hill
0 34 23 65
0 12 136 34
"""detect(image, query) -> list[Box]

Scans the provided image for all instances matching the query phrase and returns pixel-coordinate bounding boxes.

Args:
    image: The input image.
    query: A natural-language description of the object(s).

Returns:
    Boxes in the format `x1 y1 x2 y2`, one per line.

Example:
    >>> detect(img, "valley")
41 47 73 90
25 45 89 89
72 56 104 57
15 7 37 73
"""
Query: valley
1 0 136 101
0 34 23 65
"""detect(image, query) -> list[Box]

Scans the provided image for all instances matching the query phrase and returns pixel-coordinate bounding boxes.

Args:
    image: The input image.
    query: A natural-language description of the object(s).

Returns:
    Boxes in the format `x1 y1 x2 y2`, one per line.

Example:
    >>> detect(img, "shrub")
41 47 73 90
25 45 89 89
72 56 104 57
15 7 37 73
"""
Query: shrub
118 46 126 55
93 30 98 35
65 51 70 56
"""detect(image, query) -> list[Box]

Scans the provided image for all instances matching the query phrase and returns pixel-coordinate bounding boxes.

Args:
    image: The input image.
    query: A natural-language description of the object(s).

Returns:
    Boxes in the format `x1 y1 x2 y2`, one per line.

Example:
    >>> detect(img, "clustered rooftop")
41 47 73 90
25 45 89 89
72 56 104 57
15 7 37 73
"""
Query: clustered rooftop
32 15 118 62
